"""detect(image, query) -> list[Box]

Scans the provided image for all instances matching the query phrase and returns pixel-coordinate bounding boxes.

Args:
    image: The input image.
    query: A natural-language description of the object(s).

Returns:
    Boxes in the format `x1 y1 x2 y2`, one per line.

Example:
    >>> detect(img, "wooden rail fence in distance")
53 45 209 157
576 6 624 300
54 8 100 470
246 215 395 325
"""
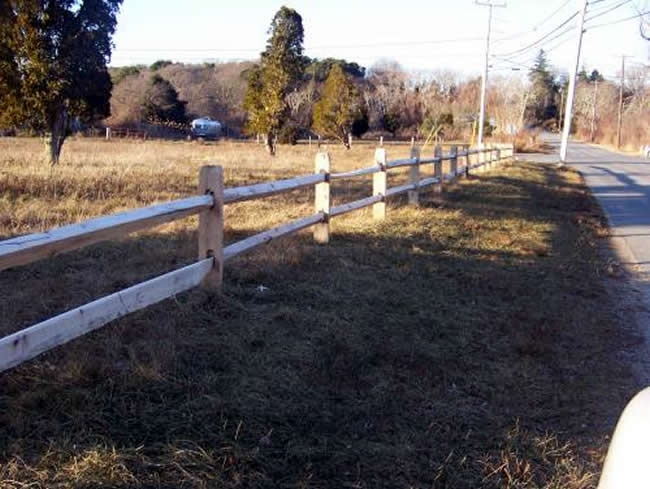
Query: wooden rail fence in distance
0 143 514 373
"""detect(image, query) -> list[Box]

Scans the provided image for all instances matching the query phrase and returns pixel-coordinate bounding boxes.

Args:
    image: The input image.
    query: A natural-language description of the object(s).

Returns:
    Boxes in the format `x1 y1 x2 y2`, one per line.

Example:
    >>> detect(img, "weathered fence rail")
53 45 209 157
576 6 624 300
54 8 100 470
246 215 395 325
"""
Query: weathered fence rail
0 143 513 373
0 195 214 271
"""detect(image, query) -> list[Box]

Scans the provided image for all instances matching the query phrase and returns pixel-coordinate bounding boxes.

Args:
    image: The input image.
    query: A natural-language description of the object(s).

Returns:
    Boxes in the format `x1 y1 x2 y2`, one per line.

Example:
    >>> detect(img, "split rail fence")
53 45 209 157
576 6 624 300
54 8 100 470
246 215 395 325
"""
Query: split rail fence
0 143 513 373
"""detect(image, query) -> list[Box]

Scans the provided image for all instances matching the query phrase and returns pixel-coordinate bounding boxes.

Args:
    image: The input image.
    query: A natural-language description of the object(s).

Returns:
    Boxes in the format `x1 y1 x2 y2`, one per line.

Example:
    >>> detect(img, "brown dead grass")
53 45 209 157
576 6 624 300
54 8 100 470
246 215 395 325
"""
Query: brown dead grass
511 130 555 154
0 137 642 488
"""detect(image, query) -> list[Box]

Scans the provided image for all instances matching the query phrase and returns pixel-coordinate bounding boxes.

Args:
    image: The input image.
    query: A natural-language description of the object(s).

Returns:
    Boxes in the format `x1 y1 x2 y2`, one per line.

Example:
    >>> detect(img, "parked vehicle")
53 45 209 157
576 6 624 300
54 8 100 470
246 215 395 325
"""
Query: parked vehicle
189 117 222 140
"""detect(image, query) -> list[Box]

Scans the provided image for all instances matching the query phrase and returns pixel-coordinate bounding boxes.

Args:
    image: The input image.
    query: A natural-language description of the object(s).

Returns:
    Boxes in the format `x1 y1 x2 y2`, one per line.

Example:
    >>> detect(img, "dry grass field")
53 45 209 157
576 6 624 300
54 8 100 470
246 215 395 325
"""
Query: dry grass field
0 137 642 488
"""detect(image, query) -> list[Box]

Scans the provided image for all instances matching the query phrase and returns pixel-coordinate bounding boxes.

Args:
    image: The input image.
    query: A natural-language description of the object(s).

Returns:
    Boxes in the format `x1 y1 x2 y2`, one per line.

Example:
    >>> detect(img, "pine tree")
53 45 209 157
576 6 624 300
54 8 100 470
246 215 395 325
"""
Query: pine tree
312 65 362 149
243 6 306 155
0 0 123 165
526 50 558 126
141 75 187 125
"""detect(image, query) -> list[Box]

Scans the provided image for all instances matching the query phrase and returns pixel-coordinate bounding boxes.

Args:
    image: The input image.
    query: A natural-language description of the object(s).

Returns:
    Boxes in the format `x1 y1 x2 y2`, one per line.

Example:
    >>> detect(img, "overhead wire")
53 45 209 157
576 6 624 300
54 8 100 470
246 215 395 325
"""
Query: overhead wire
114 35 497 55
492 0 629 70
584 0 633 22
536 0 574 27
491 0 573 45
493 11 578 58
586 8 650 28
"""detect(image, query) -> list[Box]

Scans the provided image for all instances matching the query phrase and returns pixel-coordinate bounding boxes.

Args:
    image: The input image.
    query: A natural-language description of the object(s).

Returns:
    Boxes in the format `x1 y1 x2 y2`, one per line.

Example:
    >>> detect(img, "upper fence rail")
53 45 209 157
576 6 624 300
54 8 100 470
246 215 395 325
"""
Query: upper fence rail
0 143 514 373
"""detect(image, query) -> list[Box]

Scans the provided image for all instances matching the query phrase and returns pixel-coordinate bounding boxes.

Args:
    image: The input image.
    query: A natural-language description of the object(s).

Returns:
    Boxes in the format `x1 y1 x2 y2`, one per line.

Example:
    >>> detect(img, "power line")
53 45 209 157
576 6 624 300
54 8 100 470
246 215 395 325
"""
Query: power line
491 28 577 71
114 35 498 55
495 22 576 65
492 0 573 45
538 0 574 27
587 0 627 14
585 0 633 22
586 8 650 28
494 11 579 57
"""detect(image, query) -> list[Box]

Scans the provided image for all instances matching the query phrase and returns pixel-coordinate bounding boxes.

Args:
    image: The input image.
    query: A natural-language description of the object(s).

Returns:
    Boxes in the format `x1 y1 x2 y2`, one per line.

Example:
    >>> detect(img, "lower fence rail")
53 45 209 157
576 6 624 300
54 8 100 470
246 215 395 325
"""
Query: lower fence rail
0 258 214 372
224 213 325 260
0 142 514 373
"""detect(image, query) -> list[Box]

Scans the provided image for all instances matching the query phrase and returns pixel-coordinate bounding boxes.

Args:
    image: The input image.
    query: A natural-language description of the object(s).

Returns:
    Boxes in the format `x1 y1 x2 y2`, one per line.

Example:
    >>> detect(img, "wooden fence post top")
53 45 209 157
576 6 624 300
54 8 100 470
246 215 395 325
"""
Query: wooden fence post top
315 152 331 172
374 148 387 166
410 146 421 159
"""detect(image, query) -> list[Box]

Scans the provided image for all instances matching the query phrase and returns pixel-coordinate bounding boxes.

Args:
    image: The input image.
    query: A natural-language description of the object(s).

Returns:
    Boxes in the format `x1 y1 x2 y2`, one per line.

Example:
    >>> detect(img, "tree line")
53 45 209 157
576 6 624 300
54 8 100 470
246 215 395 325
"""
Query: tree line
0 2 648 164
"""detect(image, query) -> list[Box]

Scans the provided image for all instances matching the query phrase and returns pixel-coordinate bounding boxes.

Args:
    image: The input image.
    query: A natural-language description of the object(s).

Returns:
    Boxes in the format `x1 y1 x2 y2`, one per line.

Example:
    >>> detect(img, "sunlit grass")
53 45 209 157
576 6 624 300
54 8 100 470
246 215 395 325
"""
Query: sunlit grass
0 137 641 488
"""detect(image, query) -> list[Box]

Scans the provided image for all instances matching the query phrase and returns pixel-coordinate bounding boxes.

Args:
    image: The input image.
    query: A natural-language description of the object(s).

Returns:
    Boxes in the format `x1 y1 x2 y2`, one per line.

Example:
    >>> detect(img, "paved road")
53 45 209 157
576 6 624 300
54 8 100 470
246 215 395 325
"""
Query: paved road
521 135 650 280
524 136 650 385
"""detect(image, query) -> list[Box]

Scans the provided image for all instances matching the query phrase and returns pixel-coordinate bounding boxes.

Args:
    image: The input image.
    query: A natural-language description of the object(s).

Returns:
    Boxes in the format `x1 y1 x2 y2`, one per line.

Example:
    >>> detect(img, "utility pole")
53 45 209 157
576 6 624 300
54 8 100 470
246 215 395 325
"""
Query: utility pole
590 78 598 142
559 0 589 165
558 87 565 132
616 56 627 149
476 0 506 148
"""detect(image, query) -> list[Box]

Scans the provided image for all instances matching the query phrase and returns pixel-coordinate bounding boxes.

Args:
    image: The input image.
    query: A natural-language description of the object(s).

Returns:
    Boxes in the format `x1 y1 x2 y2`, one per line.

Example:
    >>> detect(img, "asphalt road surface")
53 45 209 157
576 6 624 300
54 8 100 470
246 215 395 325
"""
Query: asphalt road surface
521 135 650 281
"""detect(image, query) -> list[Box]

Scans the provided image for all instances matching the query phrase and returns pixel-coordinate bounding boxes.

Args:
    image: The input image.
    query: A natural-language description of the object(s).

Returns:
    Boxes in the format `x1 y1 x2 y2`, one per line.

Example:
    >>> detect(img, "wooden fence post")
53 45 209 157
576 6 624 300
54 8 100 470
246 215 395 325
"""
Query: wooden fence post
450 145 458 182
373 148 387 220
434 145 443 201
314 152 331 244
379 136 384 147
464 149 471 178
408 146 420 206
105 127 111 140
198 165 224 290
348 133 352 148
505 144 515 166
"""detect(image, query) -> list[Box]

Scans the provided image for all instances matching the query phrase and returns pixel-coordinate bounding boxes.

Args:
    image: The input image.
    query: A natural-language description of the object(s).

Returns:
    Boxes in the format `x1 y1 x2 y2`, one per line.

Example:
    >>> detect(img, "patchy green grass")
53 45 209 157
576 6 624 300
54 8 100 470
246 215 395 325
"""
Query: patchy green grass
0 139 641 488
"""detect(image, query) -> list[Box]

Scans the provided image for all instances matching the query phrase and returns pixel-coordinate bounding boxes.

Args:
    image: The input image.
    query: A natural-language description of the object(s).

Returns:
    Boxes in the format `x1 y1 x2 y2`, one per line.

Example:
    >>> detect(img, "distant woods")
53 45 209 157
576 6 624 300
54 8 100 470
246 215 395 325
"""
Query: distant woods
2 3 648 161
108 36 648 154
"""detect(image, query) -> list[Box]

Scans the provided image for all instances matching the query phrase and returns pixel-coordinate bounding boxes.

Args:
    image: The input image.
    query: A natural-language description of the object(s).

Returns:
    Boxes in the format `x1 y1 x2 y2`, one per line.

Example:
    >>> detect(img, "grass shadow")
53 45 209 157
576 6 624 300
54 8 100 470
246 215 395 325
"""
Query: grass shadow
0 162 642 488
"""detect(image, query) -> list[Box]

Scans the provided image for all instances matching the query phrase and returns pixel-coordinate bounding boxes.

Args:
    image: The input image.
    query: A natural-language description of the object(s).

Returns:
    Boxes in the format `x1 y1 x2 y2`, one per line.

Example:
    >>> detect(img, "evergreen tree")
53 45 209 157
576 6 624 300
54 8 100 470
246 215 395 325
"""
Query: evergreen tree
306 58 366 81
150 60 173 71
526 50 558 126
141 75 187 125
381 111 401 136
0 0 123 165
313 65 362 148
244 6 306 155
589 69 604 82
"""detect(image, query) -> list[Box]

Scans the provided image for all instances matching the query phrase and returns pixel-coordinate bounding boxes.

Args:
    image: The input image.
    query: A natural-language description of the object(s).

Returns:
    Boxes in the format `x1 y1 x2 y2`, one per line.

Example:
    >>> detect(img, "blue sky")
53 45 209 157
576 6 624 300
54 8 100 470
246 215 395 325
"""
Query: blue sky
111 0 649 79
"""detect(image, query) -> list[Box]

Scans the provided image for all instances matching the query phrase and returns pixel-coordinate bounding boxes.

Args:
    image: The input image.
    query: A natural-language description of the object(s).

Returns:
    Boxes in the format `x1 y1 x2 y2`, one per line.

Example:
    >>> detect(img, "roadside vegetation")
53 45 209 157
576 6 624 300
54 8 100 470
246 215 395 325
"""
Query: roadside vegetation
0 138 641 488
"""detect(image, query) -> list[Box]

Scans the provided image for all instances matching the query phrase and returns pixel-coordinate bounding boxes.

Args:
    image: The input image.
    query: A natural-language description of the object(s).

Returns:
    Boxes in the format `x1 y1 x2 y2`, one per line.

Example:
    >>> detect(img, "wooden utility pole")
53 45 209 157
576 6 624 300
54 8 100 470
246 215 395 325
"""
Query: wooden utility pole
616 56 626 149
558 88 564 132
559 0 589 164
475 0 507 148
590 79 598 142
